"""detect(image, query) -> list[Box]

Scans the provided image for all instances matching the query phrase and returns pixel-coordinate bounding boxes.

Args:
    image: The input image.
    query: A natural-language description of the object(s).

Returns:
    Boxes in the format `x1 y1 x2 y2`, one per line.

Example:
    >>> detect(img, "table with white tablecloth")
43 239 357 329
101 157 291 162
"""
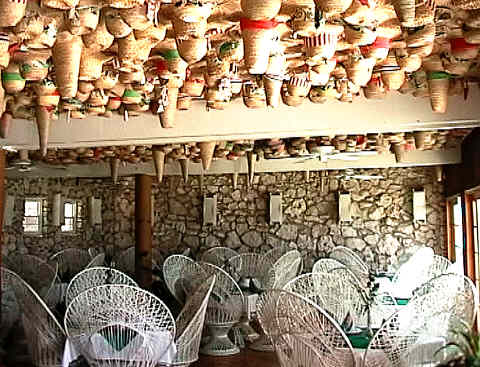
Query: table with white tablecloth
63 329 176 367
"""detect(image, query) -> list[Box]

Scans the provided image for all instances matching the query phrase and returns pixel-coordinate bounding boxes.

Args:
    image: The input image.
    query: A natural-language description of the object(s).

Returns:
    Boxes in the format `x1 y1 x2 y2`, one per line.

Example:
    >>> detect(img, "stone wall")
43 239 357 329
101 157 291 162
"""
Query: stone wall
3 167 447 270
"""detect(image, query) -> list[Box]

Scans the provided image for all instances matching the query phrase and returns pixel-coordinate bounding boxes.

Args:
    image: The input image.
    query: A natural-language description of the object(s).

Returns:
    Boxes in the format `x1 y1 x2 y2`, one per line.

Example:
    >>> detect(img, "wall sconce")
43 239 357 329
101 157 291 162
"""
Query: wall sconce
88 196 102 226
203 194 217 226
269 193 283 225
338 193 352 223
413 189 426 222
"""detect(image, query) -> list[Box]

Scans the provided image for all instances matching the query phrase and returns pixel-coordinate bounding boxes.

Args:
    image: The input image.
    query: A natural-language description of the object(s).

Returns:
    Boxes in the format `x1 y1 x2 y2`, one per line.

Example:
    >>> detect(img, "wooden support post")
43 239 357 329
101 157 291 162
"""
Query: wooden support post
135 174 152 290
0 150 5 321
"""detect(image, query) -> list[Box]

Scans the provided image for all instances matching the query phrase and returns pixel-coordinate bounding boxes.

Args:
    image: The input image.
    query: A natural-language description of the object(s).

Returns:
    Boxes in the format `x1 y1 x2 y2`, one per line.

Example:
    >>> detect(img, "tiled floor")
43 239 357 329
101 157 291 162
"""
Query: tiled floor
192 349 279 367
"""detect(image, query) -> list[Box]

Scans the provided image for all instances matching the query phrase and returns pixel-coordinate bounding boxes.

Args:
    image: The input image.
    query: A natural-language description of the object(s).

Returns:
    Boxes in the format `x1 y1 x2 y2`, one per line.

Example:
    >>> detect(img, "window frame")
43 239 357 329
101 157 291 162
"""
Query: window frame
60 199 85 235
23 197 44 236
61 199 77 233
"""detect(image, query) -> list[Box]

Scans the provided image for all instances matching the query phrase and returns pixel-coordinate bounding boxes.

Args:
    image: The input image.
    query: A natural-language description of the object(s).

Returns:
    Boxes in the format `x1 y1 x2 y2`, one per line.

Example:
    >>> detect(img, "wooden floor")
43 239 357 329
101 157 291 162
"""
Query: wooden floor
192 349 279 367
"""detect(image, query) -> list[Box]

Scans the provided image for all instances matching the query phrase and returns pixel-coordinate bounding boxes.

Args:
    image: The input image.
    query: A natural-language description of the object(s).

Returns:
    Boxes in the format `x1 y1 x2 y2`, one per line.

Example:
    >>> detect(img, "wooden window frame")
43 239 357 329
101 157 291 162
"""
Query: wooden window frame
23 197 46 236
465 187 480 283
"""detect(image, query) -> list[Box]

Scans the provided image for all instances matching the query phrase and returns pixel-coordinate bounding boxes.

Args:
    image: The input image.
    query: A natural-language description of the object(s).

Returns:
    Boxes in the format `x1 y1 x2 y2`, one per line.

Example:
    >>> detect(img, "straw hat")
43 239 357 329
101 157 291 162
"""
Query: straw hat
122 88 142 104
344 23 377 46
162 49 188 77
119 5 150 31
79 49 113 81
17 51 50 81
309 58 336 85
83 15 115 50
172 1 213 23
364 74 386 99
176 37 208 64
390 0 415 25
287 76 312 97
450 37 479 59
217 40 244 62
304 24 344 62
360 37 391 61
395 48 422 72
241 18 278 74
135 24 166 43
177 93 191 110
315 0 353 15
205 88 229 110
88 89 109 106
107 96 122 110
291 3 316 37
345 55 375 86
172 17 207 40
408 42 433 57
95 71 119 89
427 71 450 113
309 80 341 103
104 8 132 38
119 68 145 84
68 2 100 35
2 65 25 94
242 82 267 109
343 0 375 26
406 23 435 47
0 0 27 27
282 93 305 107
183 73 205 97
381 70 405 90
75 89 90 102
53 31 83 98
263 74 283 107
37 90 60 106
241 0 281 20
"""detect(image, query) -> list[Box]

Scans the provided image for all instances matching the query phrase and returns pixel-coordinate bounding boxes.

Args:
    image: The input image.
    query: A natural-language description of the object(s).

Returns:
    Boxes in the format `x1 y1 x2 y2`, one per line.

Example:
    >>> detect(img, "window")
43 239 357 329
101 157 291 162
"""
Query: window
61 199 85 233
447 196 465 273
23 198 43 234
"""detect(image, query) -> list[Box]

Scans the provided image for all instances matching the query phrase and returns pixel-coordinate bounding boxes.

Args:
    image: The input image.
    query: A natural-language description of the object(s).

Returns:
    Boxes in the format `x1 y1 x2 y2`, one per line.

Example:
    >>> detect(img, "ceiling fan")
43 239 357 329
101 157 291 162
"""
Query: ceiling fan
293 146 379 163
335 168 384 180
6 149 68 173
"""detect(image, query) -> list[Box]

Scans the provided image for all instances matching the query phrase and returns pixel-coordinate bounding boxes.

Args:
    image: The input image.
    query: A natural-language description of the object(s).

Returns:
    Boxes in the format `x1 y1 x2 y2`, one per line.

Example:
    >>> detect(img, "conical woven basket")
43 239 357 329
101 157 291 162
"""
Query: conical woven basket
88 90 109 106
392 143 407 162
391 0 415 24
315 0 352 15
364 75 386 99
287 76 312 97
159 87 179 128
135 24 166 43
241 18 278 74
428 72 449 113
176 37 208 64
69 6 99 35
35 105 51 156
119 5 150 31
0 0 27 27
409 0 435 27
396 49 422 72
263 75 283 107
199 141 216 170
241 0 281 20
53 31 83 98
83 15 114 50
172 18 207 39
345 57 375 86
381 70 405 90
413 131 430 149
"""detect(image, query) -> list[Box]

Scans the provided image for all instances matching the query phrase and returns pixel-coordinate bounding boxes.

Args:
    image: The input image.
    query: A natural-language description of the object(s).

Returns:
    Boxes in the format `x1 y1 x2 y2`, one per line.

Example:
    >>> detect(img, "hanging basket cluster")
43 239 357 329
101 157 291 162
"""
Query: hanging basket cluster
0 0 480 156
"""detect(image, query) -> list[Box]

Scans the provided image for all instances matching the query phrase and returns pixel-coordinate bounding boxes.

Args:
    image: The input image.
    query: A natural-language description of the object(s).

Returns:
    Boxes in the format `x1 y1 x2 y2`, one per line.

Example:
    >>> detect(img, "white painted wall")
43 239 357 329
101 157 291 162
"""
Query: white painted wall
2 90 480 150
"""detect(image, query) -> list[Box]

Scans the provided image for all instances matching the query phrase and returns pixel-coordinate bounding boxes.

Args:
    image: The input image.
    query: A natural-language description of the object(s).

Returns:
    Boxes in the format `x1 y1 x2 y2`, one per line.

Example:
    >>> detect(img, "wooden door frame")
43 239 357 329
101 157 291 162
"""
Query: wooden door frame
465 186 480 282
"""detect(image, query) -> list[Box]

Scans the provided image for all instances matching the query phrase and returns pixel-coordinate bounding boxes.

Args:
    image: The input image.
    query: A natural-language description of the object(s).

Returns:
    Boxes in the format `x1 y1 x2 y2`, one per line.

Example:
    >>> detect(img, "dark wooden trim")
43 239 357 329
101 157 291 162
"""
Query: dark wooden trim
135 174 153 290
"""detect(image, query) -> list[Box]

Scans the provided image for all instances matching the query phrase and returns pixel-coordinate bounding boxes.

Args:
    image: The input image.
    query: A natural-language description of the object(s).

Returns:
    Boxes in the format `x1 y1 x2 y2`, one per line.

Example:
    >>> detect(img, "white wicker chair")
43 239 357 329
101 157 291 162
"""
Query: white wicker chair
329 246 370 281
425 255 452 281
113 247 163 277
49 248 91 282
86 253 106 268
200 247 239 269
363 294 455 367
331 266 369 290
411 273 479 327
227 253 276 341
0 267 20 346
257 289 356 367
312 258 346 273
171 275 215 366
284 272 368 327
263 244 290 266
64 284 176 367
390 246 434 299
198 262 244 356
4 267 66 367
65 266 138 306
250 250 303 352
4 254 57 297
163 255 207 305
44 283 68 319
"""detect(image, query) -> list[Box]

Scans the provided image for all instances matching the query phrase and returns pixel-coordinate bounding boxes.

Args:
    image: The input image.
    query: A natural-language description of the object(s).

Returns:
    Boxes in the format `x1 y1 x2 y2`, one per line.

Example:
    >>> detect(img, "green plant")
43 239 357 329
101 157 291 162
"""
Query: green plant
436 322 480 367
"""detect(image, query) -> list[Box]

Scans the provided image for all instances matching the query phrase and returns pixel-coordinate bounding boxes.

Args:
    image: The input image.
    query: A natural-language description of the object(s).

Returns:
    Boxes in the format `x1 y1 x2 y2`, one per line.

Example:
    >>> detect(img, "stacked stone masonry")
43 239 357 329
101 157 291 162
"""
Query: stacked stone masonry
3 167 447 271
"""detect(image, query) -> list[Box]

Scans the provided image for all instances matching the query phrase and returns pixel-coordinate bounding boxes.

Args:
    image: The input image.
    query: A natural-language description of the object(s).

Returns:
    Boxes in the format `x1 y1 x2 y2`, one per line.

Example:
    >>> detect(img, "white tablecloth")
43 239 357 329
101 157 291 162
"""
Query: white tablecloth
63 330 176 367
